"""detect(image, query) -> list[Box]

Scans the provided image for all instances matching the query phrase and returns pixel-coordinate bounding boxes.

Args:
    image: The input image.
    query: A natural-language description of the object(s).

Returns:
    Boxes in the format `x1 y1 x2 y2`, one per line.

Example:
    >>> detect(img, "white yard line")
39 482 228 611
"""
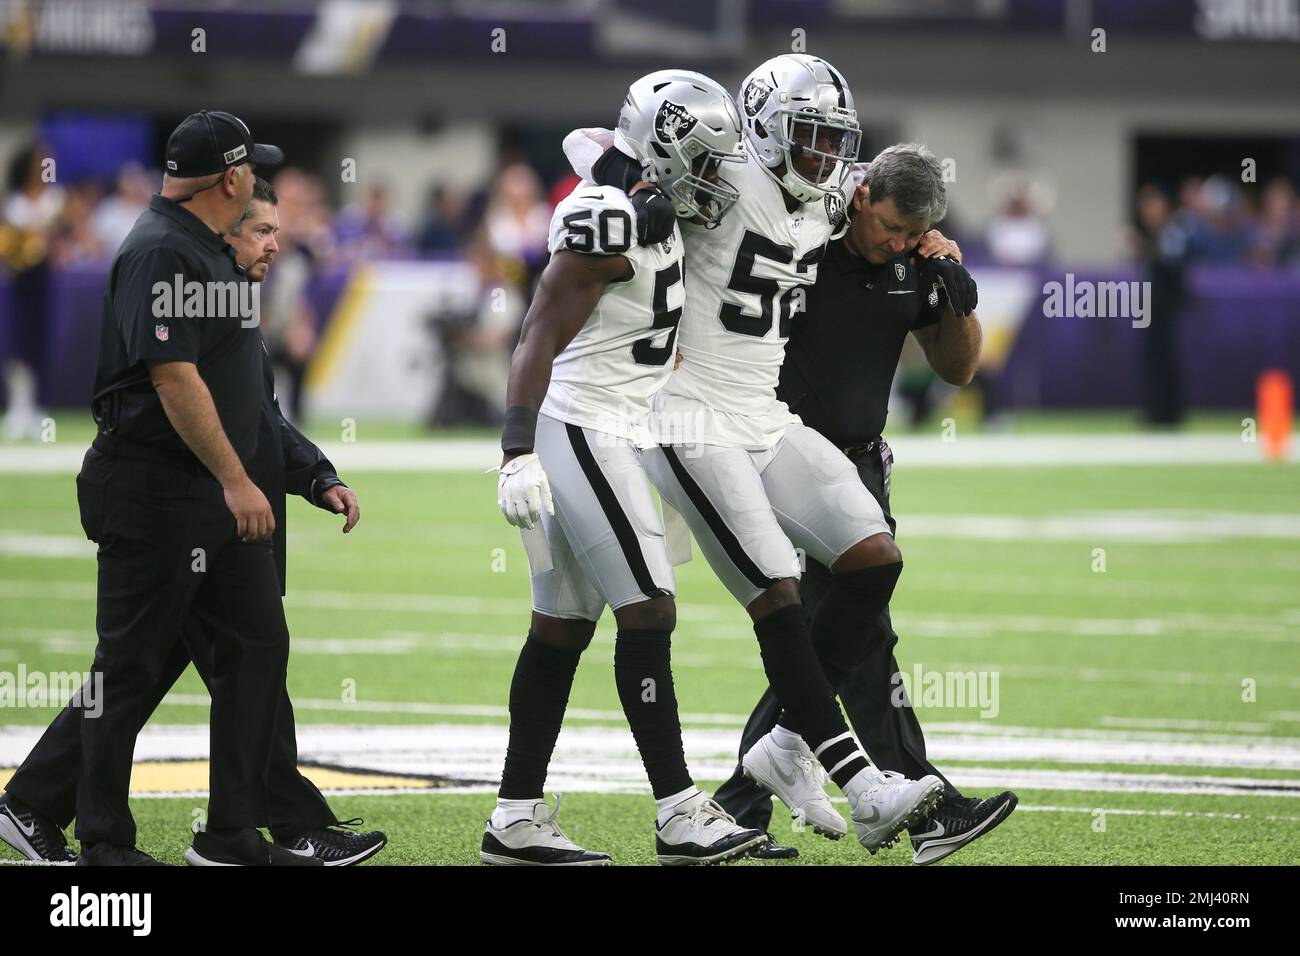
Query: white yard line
9 509 1300 563
6 620 1300 689
4 724 1300 796
3 580 1298 648
2 433 1295 475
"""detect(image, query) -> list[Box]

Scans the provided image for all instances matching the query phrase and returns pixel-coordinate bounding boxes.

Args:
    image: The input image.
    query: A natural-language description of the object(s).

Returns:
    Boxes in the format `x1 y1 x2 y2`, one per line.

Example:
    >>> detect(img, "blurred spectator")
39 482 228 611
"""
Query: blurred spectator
430 234 524 426
429 162 550 426
334 182 409 260
1248 177 1300 269
49 180 106 267
267 168 333 420
1179 174 1250 262
92 162 153 257
272 167 336 261
482 162 550 292
1132 183 1191 428
415 184 468 255
0 142 63 440
985 175 1053 266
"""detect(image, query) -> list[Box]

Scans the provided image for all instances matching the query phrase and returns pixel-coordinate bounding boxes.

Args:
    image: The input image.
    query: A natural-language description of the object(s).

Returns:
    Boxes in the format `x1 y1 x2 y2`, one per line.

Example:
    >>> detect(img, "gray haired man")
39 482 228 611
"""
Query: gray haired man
714 143 1017 864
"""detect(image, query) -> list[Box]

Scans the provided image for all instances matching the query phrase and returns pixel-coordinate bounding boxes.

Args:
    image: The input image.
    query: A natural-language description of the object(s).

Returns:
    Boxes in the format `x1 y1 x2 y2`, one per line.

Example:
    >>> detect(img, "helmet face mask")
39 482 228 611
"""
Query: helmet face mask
740 54 861 203
614 70 747 229
663 135 743 228
779 106 861 194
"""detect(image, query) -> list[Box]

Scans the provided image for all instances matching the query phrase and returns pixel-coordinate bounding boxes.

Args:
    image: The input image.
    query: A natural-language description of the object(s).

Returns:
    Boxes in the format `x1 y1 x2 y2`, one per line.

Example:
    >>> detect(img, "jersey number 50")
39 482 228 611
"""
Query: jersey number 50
562 208 632 254
720 230 821 338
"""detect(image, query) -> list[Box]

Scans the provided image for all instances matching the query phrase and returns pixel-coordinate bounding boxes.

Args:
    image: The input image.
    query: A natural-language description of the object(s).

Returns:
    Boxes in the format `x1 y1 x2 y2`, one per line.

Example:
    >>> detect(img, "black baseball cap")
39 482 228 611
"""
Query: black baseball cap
164 110 283 178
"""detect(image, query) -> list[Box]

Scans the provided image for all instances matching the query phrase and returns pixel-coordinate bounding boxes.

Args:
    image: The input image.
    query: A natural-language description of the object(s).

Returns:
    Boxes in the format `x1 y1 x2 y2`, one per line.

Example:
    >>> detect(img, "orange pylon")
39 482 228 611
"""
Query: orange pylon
1257 370 1294 461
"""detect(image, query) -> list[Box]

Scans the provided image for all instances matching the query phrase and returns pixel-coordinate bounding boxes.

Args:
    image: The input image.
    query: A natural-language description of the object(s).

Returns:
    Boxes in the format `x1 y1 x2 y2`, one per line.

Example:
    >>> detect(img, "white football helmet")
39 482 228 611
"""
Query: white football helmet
614 70 746 228
739 54 861 203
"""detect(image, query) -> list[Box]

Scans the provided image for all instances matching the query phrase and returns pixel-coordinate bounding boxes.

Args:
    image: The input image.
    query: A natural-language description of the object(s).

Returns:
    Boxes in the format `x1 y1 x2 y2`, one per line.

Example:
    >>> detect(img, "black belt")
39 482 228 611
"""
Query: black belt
841 440 882 461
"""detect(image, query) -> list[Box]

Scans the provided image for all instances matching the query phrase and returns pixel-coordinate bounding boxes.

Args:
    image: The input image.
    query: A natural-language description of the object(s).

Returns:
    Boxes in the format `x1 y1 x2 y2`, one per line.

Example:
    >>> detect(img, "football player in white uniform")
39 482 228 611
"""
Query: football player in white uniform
564 54 944 855
483 70 768 866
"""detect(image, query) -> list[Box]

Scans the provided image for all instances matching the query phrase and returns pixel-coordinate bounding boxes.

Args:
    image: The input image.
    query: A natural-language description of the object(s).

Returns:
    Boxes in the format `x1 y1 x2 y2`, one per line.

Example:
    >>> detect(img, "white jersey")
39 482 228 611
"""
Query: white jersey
656 142 849 448
540 182 686 448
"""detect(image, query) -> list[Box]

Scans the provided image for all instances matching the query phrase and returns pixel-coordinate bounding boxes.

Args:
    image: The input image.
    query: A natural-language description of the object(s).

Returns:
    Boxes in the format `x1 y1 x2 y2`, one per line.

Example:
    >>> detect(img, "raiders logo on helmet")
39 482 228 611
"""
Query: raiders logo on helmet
824 191 846 229
742 78 773 117
654 101 699 143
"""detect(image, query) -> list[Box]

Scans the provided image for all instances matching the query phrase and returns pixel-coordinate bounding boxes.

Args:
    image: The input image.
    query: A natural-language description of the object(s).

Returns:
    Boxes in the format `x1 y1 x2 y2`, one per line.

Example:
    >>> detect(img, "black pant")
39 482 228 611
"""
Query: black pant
713 442 957 830
5 600 335 843
23 447 295 845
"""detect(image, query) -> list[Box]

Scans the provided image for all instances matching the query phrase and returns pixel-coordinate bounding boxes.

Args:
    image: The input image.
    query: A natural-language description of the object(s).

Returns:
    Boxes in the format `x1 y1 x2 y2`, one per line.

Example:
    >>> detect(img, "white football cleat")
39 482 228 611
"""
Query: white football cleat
479 796 611 866
655 792 769 866
742 731 848 839
845 768 945 854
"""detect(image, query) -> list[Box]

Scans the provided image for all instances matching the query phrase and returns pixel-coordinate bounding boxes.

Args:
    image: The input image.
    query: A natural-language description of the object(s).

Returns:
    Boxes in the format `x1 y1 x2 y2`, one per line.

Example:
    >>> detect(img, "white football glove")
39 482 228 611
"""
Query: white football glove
497 453 554 530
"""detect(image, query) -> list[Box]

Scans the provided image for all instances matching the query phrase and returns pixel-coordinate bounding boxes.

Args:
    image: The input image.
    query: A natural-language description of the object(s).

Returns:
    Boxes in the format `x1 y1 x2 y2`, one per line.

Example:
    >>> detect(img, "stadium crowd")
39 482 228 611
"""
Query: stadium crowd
2 135 1298 439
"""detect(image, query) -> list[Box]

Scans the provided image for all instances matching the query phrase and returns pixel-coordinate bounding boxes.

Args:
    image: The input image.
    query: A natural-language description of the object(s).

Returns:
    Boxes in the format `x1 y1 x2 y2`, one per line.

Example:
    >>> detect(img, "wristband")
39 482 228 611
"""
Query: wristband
501 405 539 455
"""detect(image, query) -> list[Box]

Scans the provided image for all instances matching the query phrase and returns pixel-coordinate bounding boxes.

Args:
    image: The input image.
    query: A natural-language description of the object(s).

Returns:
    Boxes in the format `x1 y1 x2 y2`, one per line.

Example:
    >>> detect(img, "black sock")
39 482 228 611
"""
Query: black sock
779 561 904 720
753 604 868 788
614 629 694 799
498 632 585 799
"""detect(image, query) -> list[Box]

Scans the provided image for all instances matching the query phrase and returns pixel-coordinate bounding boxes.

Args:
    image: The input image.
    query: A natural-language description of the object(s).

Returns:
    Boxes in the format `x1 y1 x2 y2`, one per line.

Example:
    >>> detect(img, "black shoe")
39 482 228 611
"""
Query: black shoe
275 819 388 866
76 842 168 866
186 828 324 867
748 834 799 860
910 791 1018 865
0 793 77 864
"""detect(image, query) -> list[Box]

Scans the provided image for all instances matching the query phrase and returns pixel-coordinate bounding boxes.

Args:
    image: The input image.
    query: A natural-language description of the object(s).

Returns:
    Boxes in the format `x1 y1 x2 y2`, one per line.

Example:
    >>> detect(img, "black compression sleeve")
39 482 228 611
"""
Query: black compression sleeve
591 147 643 193
501 405 538 456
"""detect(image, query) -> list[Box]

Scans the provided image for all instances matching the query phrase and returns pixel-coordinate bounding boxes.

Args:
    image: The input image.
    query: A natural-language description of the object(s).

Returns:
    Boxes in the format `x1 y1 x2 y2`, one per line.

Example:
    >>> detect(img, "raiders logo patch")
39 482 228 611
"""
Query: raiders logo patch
824 191 846 229
654 101 699 143
895 262 906 282
742 77 773 117
928 282 940 308
662 233 674 255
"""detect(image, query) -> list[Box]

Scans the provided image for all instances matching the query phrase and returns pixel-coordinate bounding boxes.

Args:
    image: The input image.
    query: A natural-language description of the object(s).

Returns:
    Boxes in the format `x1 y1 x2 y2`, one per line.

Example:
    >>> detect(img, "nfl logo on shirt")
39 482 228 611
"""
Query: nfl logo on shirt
155 323 169 342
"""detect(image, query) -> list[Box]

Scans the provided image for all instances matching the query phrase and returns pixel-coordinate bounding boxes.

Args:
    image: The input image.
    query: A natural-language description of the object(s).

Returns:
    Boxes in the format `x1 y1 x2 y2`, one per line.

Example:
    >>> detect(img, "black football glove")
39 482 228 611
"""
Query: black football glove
629 188 676 247
917 254 978 317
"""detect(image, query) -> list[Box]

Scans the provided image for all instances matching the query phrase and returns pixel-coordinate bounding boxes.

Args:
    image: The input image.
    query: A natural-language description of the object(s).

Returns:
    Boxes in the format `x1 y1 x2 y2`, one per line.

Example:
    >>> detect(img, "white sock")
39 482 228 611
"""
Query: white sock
841 765 883 803
655 786 702 828
771 723 802 751
492 796 542 828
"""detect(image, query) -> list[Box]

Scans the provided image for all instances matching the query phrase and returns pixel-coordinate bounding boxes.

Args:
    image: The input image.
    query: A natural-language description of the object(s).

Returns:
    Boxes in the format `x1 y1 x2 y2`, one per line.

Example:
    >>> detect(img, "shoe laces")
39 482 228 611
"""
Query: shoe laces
796 750 827 789
861 768 899 800
686 797 737 830
536 793 573 843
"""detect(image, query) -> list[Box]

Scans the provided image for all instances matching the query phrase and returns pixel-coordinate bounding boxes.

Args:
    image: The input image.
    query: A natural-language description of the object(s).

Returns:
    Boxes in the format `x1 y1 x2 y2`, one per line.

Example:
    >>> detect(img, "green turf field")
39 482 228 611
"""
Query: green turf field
1 423 1298 865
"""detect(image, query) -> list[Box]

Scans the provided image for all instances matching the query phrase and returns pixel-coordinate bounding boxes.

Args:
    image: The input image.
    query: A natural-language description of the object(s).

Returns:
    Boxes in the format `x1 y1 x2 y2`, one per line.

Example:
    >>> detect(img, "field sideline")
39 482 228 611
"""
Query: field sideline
1 415 1297 865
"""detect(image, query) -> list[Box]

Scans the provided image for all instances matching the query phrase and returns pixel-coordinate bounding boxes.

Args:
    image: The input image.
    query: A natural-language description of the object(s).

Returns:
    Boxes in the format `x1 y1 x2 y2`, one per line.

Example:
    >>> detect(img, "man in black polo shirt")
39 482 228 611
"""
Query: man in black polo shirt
0 177 387 866
42 111 314 866
715 144 1018 865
